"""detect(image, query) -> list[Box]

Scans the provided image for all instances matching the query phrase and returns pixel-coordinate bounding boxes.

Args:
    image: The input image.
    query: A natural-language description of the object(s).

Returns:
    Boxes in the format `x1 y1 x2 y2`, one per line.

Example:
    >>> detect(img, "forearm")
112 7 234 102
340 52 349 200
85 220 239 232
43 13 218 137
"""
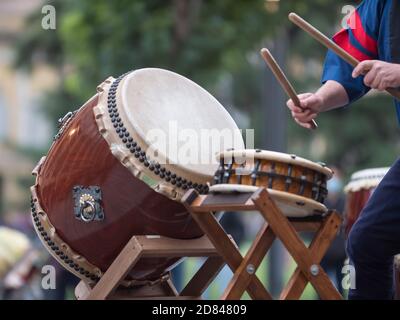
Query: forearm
315 80 349 112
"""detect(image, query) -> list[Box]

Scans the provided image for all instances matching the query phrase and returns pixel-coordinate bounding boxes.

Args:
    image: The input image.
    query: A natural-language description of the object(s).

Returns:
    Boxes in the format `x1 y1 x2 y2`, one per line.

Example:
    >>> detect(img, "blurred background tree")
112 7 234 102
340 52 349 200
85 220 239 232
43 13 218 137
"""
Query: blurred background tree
15 0 400 178
6 0 400 300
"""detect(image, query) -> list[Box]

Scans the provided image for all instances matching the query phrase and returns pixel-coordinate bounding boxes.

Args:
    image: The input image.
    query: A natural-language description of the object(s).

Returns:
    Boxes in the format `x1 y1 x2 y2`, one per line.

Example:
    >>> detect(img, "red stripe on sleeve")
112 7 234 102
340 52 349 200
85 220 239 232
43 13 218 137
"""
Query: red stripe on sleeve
351 11 378 56
333 29 373 62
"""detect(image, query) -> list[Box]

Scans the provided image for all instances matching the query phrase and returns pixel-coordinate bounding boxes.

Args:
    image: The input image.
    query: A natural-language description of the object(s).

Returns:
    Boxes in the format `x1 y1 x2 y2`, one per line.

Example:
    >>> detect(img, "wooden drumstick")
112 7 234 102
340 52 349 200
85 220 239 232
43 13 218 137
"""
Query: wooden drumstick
260 48 318 130
288 12 400 101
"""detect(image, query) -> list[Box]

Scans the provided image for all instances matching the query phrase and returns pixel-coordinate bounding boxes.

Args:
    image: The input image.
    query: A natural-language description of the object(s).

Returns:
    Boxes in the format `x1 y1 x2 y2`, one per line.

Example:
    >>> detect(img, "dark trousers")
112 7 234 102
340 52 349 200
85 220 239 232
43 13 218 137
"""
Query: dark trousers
347 158 400 299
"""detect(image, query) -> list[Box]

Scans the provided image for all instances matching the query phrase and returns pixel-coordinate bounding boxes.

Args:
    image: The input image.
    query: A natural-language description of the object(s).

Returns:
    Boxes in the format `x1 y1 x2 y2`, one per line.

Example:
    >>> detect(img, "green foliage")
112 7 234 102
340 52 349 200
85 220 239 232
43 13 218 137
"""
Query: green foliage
16 0 277 104
14 0 66 70
13 0 400 177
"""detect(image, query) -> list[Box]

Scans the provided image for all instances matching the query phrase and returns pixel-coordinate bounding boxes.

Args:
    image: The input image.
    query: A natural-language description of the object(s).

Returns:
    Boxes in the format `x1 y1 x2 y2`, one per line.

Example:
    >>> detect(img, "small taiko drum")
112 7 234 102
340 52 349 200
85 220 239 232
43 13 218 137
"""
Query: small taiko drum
210 149 333 217
343 167 389 237
30 68 244 286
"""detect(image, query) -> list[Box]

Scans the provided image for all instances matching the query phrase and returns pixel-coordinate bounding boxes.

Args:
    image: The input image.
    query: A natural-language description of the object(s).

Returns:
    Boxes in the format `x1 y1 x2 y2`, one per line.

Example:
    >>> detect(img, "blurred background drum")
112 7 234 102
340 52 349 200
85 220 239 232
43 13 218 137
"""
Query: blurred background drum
211 149 333 217
30 68 244 286
344 167 400 299
0 226 30 280
0 227 45 299
343 167 389 237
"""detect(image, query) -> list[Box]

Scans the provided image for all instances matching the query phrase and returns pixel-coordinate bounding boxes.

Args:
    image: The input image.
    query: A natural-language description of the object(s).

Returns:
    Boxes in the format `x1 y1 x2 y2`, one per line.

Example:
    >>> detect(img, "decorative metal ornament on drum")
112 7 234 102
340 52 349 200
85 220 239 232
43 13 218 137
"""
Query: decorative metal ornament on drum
211 149 333 217
30 68 244 286
344 167 390 236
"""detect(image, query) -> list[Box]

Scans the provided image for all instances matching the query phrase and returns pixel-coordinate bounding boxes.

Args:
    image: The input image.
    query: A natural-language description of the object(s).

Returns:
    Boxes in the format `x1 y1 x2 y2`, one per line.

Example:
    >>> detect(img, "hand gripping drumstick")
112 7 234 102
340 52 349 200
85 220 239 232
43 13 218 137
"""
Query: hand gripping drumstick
288 12 400 101
260 48 318 130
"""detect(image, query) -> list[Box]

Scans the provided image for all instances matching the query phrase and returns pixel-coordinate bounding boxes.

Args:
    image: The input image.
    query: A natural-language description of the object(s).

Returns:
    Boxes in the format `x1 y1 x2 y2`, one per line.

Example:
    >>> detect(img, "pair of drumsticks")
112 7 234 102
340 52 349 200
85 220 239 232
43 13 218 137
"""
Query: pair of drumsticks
261 13 400 130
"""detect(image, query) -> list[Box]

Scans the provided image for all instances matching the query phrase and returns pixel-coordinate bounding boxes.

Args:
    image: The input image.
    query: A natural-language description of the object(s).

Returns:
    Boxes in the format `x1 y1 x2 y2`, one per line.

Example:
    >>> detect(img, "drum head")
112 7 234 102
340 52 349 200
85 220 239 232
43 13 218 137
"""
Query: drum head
118 68 244 179
209 184 328 217
344 167 390 193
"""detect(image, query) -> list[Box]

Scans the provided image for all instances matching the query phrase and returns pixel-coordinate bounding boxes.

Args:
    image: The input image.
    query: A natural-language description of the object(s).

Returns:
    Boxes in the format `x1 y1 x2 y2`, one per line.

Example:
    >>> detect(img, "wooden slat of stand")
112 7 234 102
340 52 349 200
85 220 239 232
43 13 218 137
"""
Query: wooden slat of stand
252 189 342 300
188 192 257 212
221 223 275 300
85 236 143 300
186 209 273 300
183 187 343 300
76 235 228 300
280 212 341 300
180 256 225 297
76 187 342 300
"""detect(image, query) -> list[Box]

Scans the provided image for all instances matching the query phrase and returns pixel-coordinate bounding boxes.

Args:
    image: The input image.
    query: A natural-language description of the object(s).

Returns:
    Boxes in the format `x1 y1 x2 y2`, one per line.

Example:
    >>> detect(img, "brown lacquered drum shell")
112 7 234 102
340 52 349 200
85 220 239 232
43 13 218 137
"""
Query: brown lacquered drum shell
36 96 203 281
32 69 244 284
343 167 389 237
344 189 372 237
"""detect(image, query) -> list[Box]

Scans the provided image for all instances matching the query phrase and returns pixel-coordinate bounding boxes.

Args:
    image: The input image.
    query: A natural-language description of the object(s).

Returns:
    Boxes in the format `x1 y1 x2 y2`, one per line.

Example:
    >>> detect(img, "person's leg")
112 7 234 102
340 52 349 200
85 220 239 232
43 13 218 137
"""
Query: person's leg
347 158 400 299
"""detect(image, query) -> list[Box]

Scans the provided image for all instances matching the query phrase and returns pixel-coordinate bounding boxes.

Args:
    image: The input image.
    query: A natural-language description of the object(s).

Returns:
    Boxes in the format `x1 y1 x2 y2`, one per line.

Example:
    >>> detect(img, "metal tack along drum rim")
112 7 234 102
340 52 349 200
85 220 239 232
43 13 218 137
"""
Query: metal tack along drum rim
30 69 244 286
213 149 332 216
217 149 333 178
94 69 244 201
119 68 244 179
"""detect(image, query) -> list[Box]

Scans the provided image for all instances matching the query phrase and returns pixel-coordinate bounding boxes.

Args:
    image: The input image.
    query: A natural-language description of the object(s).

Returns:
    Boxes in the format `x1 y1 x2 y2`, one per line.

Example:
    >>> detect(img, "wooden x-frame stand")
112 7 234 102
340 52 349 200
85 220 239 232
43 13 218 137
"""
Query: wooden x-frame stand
75 187 342 300
182 187 343 300
75 234 230 300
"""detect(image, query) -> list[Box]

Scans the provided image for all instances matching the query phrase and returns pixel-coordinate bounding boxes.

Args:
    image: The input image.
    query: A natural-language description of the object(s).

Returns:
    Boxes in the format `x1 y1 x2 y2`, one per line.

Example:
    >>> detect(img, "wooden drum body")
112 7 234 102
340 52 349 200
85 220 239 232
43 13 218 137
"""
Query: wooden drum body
211 149 333 217
30 68 244 286
344 168 389 237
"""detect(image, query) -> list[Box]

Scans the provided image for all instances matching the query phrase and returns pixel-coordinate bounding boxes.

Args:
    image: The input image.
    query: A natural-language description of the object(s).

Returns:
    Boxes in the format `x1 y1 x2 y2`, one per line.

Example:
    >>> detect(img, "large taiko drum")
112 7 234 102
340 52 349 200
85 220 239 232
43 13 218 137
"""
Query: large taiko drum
30 68 244 286
343 167 389 237
210 149 333 217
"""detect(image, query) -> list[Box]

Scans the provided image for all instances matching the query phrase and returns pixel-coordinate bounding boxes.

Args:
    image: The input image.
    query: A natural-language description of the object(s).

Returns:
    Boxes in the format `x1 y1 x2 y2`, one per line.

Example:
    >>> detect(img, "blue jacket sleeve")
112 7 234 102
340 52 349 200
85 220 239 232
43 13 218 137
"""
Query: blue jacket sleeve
321 0 384 104
321 50 370 104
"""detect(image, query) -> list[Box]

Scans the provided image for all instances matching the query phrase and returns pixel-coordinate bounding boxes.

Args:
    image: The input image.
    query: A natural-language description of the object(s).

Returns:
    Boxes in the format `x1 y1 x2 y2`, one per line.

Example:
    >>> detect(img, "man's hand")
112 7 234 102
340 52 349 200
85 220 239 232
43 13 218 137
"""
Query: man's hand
352 60 400 91
286 93 324 129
